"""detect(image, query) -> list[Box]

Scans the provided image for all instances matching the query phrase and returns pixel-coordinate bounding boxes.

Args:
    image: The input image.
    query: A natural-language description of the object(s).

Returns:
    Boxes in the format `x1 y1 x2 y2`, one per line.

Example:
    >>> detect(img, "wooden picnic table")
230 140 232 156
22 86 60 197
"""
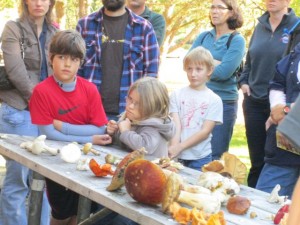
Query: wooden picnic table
0 134 284 225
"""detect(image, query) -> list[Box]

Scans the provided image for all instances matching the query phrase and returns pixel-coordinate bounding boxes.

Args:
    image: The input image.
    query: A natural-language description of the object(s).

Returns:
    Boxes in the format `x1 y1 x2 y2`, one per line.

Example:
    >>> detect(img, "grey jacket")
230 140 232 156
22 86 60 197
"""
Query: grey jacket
0 18 57 110
140 6 166 46
238 9 298 100
116 117 175 158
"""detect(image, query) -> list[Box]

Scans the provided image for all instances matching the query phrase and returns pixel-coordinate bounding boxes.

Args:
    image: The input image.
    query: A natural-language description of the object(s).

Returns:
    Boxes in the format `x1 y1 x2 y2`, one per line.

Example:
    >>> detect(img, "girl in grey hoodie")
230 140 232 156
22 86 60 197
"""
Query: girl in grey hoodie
107 77 175 158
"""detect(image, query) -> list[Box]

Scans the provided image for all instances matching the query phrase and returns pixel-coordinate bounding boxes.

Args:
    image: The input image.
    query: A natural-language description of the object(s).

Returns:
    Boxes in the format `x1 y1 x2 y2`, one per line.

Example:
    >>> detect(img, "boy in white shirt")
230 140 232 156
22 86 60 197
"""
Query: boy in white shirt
169 46 223 170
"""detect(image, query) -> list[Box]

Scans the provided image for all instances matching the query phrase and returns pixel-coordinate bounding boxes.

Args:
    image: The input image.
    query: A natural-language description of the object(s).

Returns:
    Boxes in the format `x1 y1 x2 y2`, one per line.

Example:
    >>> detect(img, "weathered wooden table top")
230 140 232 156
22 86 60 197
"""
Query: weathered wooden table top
0 134 284 225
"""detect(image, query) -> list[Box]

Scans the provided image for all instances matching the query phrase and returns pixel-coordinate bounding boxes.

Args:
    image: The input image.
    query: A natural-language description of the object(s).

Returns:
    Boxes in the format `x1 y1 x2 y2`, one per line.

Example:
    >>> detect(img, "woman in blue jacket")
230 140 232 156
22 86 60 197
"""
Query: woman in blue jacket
190 0 245 161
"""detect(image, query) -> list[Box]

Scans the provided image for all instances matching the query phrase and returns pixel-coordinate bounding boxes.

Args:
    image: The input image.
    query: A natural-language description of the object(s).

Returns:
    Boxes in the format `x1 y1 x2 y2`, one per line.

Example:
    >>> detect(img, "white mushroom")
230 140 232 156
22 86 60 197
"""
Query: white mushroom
20 135 58 155
268 184 287 204
76 158 90 170
60 143 81 163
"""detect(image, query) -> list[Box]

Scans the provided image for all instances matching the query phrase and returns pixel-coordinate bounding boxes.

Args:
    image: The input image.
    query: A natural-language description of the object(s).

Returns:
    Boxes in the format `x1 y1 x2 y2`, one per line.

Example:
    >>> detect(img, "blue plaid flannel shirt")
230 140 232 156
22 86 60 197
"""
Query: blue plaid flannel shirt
76 7 159 114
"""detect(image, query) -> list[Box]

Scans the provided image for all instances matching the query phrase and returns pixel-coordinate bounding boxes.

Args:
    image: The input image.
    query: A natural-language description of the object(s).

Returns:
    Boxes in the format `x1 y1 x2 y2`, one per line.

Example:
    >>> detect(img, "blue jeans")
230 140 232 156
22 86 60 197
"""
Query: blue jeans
179 154 212 171
256 163 300 198
211 101 237 160
0 103 50 225
242 95 270 188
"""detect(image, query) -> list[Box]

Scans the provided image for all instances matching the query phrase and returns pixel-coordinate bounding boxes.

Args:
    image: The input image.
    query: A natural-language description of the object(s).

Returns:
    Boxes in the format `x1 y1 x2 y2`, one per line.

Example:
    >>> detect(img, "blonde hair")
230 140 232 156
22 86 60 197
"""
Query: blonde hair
183 46 214 73
19 0 56 24
128 77 170 121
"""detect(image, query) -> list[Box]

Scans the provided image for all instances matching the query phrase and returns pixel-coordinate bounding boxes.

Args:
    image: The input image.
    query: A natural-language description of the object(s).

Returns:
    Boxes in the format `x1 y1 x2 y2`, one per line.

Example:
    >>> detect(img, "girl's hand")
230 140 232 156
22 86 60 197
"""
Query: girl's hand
168 144 183 159
92 134 112 145
119 118 131 133
107 120 118 135
53 119 63 131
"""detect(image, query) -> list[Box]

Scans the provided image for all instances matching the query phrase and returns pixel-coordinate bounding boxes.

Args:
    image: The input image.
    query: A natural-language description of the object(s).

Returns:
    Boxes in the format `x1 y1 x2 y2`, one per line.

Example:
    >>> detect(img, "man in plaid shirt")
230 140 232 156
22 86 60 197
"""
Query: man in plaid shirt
76 0 159 120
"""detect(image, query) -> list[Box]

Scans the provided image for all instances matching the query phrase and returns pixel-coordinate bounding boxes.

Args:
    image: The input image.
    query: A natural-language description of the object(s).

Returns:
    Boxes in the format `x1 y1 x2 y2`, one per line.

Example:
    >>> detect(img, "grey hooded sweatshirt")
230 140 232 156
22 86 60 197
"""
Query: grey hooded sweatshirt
115 117 175 158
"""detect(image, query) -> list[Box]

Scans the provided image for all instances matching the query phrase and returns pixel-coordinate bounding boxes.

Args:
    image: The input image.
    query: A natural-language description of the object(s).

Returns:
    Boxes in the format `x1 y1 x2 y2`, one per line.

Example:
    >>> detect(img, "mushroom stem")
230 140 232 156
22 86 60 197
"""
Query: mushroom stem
82 143 100 155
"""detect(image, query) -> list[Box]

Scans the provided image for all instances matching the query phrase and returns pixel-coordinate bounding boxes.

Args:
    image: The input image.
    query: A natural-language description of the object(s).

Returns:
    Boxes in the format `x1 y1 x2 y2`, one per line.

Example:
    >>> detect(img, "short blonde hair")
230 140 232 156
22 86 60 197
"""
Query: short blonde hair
128 77 169 121
183 46 214 72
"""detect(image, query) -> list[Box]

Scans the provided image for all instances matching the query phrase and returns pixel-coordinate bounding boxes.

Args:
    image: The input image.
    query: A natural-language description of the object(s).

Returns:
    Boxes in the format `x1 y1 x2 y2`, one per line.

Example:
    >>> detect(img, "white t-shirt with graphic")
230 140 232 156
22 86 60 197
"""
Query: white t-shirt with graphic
170 86 223 160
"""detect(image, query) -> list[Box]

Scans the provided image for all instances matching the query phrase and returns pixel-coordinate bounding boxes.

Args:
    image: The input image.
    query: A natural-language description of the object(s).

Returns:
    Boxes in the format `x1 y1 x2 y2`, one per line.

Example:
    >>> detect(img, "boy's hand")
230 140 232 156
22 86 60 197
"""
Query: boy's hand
107 120 118 135
119 118 131 133
53 119 63 131
168 144 183 159
92 134 112 145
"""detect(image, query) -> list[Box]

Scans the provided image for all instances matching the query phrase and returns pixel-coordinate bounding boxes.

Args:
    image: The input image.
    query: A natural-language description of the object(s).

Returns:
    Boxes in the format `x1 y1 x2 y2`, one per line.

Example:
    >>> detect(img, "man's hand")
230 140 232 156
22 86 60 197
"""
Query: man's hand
265 116 274 130
106 120 118 135
241 84 250 96
92 134 112 145
271 104 285 124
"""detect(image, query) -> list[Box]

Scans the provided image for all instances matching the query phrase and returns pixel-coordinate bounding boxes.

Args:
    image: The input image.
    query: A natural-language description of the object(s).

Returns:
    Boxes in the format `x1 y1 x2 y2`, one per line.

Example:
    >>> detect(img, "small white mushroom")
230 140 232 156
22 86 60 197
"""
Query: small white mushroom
76 158 90 171
267 184 286 204
20 135 58 155
60 143 81 163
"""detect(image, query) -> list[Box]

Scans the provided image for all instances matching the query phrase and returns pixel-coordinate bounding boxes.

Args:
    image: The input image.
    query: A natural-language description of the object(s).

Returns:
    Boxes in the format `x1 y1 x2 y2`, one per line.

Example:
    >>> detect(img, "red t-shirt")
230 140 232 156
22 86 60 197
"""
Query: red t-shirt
30 76 107 126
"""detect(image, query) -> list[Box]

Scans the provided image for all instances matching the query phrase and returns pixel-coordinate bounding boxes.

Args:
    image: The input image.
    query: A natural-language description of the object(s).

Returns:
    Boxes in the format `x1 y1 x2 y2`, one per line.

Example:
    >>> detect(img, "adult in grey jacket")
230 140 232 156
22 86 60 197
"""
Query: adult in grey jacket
238 0 298 188
0 0 57 224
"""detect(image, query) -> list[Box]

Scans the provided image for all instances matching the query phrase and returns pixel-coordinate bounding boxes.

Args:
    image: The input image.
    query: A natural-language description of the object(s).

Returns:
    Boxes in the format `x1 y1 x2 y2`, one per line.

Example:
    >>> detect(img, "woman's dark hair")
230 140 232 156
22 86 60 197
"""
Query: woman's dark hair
49 30 86 64
210 0 244 29
20 0 56 24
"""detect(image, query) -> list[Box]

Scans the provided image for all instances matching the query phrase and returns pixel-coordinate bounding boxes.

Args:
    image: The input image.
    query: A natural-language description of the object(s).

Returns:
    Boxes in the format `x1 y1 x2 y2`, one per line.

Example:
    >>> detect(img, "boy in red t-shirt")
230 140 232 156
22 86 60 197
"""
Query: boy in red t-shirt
29 30 111 225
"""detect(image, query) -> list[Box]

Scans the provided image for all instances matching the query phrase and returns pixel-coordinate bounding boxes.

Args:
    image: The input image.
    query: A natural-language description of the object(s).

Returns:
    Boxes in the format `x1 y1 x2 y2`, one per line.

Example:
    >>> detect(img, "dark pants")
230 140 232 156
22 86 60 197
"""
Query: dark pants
242 94 270 188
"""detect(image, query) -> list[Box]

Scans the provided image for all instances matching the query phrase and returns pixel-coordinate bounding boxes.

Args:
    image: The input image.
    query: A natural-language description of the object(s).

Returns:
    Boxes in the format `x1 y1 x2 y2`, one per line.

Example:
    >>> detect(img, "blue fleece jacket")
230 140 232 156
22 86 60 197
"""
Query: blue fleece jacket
190 28 246 101
264 43 300 166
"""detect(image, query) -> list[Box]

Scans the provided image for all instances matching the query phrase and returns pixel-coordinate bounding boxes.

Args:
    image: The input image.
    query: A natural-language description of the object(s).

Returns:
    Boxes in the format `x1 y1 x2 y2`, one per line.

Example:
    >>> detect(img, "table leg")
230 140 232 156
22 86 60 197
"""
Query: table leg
28 171 45 225
77 196 92 223
78 207 114 225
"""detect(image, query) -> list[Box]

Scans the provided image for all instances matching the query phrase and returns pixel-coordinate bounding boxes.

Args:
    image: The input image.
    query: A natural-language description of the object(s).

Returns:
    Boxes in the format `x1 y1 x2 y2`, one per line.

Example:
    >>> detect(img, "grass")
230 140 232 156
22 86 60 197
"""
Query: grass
229 124 251 172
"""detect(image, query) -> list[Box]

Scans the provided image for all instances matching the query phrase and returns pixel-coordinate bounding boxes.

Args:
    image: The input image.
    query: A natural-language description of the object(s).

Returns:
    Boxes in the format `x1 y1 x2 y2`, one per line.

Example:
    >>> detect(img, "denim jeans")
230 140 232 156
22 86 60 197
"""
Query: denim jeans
256 163 300 198
211 101 237 160
242 95 270 188
179 154 212 171
0 103 50 225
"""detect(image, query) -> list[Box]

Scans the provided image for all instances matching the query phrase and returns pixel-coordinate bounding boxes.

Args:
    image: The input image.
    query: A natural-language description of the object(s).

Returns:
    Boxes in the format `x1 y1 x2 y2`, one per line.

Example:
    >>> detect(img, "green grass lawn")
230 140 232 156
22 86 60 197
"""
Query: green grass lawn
229 124 251 171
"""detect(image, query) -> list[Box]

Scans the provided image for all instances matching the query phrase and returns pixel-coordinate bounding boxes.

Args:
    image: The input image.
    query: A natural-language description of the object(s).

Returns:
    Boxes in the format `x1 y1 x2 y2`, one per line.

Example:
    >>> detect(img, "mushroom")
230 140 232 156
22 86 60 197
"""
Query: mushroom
20 135 58 155
105 153 121 165
268 184 287 204
60 143 81 163
82 143 100 155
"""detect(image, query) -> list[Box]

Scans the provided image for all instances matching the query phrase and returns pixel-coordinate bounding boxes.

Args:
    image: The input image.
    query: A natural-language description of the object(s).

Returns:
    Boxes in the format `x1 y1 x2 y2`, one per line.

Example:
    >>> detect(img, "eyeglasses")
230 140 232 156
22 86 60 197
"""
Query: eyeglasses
125 96 139 108
210 5 230 11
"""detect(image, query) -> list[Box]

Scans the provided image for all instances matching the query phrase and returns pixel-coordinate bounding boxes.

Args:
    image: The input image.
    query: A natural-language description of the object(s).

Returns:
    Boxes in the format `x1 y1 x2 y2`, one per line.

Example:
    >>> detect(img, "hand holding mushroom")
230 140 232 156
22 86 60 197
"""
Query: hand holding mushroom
106 120 118 135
